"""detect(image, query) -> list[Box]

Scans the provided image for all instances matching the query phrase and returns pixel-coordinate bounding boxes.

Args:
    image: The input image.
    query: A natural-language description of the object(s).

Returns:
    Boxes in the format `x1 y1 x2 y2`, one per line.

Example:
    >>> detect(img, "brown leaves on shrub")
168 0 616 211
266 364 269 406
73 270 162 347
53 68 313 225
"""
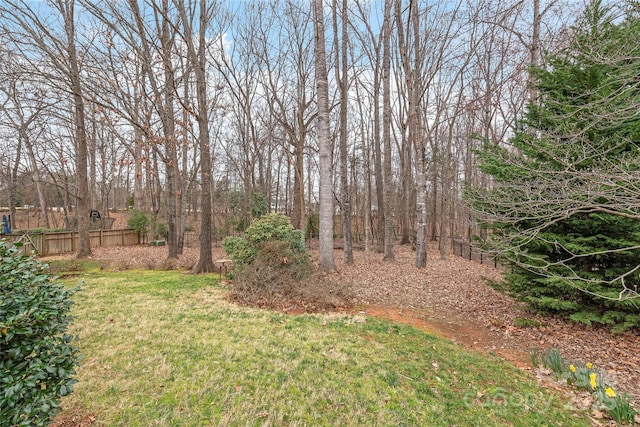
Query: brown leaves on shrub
228 241 354 312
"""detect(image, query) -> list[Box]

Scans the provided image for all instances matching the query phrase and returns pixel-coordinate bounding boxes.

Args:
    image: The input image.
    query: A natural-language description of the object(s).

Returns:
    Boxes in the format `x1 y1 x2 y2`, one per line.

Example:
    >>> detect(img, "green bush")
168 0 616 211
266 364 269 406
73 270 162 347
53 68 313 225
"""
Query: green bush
127 209 150 237
222 213 309 273
0 239 80 426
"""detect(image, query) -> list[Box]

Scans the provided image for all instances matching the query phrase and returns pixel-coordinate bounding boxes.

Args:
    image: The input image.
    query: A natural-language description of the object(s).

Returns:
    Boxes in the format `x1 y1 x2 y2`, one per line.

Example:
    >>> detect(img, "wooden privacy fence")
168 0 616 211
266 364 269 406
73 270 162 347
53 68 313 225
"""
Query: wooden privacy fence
5 229 140 256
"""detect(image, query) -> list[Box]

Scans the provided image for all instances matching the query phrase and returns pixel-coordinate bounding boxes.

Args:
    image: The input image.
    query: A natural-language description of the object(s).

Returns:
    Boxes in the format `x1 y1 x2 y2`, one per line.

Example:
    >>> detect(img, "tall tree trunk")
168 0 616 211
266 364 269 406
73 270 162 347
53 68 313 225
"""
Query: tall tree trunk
334 0 353 264
61 0 91 258
313 0 335 271
147 144 159 215
414 148 427 267
412 0 427 267
396 0 426 267
175 0 216 273
354 76 371 257
133 126 145 211
285 154 291 216
372 61 384 252
291 136 305 230
88 109 96 211
177 67 192 255
8 136 21 231
23 131 49 229
381 0 394 261
429 143 439 241
160 0 179 259
439 130 452 260
399 133 413 245
530 0 541 104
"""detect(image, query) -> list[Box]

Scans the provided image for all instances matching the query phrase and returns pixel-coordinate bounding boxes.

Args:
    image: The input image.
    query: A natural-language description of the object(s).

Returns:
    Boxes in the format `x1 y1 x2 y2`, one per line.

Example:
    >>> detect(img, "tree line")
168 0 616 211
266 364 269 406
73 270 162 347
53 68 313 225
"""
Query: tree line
0 0 575 271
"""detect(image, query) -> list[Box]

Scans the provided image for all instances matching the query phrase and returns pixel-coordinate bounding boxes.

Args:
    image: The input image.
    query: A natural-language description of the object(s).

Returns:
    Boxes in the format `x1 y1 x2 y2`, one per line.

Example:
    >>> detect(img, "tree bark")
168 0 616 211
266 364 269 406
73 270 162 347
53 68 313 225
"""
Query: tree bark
292 135 306 229
530 0 541 104
24 133 49 230
354 74 372 257
9 134 21 232
412 0 427 268
334 0 353 264
61 0 91 258
396 0 426 267
313 0 335 271
174 0 216 273
162 0 180 259
372 72 385 252
381 0 394 261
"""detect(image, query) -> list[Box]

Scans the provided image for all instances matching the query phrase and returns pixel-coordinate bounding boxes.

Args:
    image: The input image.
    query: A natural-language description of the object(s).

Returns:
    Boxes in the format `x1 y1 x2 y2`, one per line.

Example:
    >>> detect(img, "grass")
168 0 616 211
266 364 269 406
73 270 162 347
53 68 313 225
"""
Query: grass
55 263 591 426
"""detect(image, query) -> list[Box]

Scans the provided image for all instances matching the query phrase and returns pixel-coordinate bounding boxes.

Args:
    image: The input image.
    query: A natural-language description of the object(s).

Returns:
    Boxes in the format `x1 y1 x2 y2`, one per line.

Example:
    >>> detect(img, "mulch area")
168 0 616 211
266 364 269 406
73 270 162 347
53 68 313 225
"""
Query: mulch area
330 245 640 412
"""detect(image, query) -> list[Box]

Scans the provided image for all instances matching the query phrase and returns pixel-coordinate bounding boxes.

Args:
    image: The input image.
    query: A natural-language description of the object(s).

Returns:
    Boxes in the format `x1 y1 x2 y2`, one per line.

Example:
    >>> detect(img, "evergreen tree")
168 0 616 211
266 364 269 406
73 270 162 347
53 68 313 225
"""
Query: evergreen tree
466 1 640 331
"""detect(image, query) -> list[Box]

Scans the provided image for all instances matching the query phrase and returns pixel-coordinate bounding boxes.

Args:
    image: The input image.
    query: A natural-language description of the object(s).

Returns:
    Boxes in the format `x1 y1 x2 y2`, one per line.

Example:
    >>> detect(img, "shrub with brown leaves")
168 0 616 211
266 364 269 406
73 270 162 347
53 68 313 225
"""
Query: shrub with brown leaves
228 241 354 312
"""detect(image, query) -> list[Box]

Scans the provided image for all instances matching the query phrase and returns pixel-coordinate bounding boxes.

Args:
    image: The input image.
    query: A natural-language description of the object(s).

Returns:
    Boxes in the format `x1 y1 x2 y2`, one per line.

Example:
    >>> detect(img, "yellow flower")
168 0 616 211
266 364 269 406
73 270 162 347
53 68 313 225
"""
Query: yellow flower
569 364 576 373
586 362 593 369
589 373 597 390
605 387 616 398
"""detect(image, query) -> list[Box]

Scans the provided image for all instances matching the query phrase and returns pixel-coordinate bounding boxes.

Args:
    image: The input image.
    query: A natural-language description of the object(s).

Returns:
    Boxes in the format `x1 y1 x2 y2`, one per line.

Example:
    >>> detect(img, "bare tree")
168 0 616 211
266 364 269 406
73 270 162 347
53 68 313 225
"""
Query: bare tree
333 0 353 264
381 0 395 261
0 71 55 229
0 0 92 257
81 0 189 258
209 3 270 230
174 0 218 273
249 1 317 230
395 0 427 266
0 62 22 231
351 0 386 252
313 0 335 271
0 0 587 273
352 64 374 256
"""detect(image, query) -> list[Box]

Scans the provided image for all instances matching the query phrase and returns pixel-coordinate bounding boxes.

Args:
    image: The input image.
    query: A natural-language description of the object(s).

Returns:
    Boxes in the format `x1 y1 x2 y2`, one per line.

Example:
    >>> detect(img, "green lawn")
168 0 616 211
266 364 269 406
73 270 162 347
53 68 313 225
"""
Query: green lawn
56 267 589 426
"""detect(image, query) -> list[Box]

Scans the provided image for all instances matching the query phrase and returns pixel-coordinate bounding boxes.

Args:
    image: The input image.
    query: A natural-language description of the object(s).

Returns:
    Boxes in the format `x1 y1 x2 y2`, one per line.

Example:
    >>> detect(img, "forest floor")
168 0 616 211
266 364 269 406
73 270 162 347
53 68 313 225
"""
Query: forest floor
52 243 640 424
